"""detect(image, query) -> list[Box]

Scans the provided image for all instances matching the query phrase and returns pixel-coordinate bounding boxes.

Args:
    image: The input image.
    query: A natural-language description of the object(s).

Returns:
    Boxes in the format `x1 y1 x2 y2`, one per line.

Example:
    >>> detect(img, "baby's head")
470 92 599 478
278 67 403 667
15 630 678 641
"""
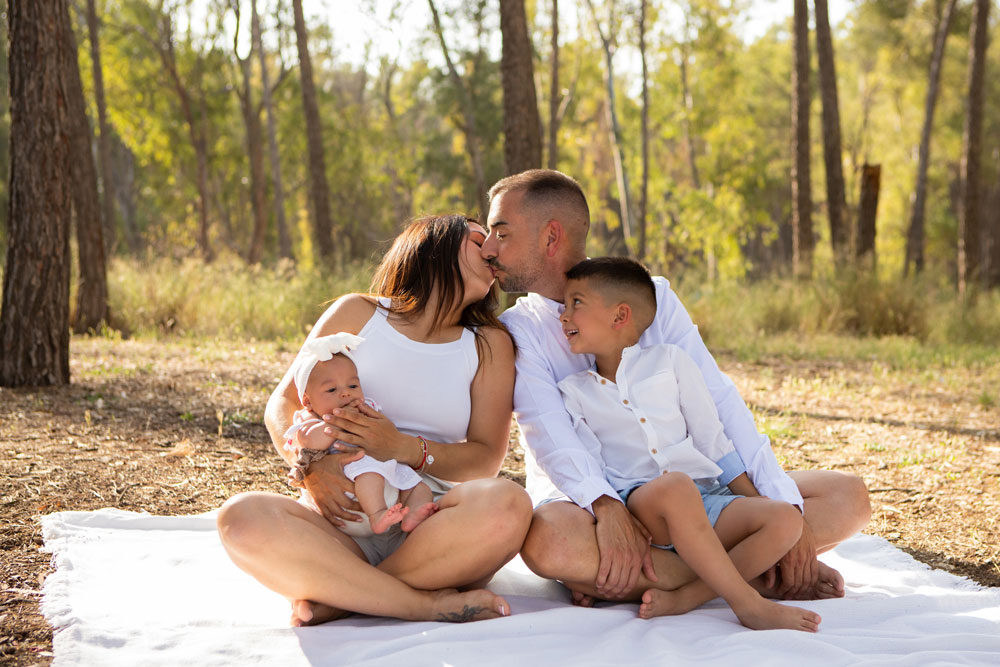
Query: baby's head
560 257 656 355
292 333 366 415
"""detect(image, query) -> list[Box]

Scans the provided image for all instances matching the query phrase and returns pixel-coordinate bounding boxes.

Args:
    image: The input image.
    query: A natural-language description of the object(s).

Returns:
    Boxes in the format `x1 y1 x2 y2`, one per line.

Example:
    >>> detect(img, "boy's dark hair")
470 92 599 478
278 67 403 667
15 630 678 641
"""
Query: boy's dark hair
566 257 656 311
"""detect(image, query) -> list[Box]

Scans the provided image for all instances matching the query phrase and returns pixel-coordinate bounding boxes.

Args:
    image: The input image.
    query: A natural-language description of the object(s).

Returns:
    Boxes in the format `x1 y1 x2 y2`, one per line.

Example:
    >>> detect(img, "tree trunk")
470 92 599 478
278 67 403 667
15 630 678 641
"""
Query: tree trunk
904 0 958 277
253 0 292 261
679 18 701 190
1 0 73 386
991 177 1000 288
291 0 334 259
791 0 813 279
637 0 649 261
428 0 489 218
856 164 880 269
64 9 109 333
586 0 633 248
548 0 559 169
958 0 989 296
85 0 117 256
499 0 541 175
233 1 268 265
814 0 848 266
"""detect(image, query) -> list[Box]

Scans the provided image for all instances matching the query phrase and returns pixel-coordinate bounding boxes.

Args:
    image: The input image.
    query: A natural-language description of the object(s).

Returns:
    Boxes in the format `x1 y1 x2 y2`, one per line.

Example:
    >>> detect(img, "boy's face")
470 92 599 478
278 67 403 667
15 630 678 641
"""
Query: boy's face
560 278 617 355
303 354 365 415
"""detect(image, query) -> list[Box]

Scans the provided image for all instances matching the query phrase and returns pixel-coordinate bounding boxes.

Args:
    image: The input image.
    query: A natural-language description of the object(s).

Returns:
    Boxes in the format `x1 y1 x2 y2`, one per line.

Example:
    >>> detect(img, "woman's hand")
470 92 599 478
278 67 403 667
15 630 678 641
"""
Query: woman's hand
322 402 416 465
301 451 364 526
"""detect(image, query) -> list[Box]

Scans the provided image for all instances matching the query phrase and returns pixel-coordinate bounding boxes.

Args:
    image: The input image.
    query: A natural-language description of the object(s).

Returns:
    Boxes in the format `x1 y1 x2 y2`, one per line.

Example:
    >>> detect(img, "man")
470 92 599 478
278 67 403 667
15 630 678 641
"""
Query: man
480 169 870 605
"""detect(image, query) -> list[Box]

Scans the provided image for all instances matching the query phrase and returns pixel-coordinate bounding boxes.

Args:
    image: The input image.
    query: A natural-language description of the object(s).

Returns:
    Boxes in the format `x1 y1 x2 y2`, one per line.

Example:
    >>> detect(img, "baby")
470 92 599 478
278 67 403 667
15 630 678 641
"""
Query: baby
285 333 437 536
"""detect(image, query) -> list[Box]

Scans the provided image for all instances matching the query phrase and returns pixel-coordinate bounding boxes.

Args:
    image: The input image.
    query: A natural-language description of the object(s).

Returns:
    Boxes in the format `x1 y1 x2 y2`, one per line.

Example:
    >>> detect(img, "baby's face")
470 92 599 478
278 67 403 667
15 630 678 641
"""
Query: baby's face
303 354 365 415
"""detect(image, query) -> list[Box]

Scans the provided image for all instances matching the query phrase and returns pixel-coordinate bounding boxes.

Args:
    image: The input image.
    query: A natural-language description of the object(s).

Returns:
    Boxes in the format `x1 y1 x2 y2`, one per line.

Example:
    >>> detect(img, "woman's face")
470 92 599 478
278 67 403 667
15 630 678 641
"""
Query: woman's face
458 222 496 305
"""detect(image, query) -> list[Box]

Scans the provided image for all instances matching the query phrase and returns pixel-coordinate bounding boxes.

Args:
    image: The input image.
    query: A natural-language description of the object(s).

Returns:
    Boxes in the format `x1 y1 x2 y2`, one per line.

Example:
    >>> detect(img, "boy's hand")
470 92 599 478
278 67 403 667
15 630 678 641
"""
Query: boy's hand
301 452 364 526
592 496 657 599
774 522 820 599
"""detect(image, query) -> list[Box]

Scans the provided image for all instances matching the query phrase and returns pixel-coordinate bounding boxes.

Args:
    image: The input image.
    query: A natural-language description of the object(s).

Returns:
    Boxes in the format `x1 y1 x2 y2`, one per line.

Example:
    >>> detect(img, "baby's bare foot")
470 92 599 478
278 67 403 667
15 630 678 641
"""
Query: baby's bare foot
289 599 351 627
734 598 821 632
401 502 438 532
429 588 510 622
370 503 408 534
638 588 694 619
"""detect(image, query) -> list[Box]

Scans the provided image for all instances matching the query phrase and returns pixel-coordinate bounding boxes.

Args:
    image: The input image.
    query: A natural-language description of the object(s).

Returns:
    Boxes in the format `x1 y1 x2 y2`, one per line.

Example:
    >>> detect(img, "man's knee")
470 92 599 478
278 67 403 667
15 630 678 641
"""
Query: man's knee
839 472 872 529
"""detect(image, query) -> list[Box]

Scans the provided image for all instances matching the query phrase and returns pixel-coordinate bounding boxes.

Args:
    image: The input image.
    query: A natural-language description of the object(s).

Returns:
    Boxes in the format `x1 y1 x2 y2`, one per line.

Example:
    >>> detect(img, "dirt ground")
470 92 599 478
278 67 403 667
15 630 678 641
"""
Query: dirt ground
1 337 998 665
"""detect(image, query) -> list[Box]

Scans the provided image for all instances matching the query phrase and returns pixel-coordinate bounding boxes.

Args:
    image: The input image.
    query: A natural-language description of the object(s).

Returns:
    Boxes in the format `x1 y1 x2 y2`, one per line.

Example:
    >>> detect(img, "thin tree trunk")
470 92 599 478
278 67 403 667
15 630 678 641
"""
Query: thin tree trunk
991 175 1000 288
856 163 880 269
637 0 649 261
958 0 989 296
64 10 109 333
500 0 542 175
1 0 73 386
548 0 559 169
254 0 292 260
585 0 632 248
792 0 813 279
291 0 334 259
85 0 117 256
679 18 700 190
428 0 489 218
904 0 958 277
814 0 848 265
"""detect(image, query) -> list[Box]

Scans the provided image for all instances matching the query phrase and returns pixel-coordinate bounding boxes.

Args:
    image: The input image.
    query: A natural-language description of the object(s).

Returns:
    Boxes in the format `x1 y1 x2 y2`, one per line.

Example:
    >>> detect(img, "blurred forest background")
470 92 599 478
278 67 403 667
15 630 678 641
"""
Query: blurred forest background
1 0 1000 364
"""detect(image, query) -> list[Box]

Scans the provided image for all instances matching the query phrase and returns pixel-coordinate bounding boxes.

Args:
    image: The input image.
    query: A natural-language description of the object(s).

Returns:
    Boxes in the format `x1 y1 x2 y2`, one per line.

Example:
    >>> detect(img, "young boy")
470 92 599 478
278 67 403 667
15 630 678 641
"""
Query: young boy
557 257 821 632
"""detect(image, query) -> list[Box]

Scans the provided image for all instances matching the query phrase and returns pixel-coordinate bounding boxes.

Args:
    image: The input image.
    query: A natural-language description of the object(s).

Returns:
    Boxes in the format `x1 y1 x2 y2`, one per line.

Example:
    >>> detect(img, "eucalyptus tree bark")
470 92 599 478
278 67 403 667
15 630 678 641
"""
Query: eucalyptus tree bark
499 0 542 175
958 0 990 296
254 0 292 260
427 0 489 218
232 1 268 265
548 0 559 169
637 0 650 261
85 0 117 255
814 0 848 265
585 0 633 247
791 0 813 279
1 0 73 386
904 0 958 277
291 0 334 259
64 9 109 333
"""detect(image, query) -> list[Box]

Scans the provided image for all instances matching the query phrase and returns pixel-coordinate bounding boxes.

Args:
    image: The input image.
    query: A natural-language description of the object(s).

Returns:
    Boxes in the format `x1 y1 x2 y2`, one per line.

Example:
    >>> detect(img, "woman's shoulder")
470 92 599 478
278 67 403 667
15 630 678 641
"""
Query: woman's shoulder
474 323 515 365
314 293 378 336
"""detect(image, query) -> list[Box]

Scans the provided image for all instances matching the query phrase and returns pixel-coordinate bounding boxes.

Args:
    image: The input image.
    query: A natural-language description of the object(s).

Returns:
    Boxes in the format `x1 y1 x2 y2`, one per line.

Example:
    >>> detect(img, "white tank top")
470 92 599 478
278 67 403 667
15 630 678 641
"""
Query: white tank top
352 298 479 491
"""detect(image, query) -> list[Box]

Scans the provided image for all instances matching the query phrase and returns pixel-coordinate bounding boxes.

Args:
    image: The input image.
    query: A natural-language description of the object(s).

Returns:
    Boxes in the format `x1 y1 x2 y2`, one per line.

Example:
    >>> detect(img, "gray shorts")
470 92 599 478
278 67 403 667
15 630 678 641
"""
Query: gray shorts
352 527 408 566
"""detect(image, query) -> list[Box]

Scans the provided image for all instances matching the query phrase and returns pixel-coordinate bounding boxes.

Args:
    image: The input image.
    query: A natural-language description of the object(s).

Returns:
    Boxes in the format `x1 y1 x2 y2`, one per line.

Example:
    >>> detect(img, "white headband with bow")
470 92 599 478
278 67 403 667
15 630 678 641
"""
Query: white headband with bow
291 332 365 404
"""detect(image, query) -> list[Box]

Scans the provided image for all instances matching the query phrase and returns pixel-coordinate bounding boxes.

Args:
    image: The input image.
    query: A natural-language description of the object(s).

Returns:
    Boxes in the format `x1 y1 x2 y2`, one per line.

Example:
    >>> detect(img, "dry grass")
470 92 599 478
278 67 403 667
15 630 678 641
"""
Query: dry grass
1 336 998 665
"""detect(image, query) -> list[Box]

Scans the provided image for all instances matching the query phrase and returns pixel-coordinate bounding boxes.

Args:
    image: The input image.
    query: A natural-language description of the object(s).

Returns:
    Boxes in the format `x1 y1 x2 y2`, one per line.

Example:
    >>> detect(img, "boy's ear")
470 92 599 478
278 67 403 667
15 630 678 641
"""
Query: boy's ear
542 219 563 257
611 303 632 329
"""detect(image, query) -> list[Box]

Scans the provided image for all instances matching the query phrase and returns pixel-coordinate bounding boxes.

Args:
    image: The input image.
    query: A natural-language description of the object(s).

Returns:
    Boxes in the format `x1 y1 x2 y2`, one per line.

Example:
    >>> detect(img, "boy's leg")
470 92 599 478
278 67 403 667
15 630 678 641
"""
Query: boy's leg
400 482 438 533
354 472 406 534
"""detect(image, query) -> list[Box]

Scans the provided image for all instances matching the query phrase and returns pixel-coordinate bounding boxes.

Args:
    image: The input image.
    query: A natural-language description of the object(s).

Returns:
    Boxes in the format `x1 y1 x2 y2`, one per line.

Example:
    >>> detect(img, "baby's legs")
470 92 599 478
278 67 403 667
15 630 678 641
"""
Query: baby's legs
354 472 406 534
628 472 819 632
399 482 438 533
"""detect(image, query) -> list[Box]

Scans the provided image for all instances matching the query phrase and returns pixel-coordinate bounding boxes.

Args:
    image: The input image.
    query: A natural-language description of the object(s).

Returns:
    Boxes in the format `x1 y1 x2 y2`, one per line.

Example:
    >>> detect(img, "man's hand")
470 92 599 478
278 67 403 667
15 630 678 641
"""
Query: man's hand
591 496 657 600
774 520 820 599
301 451 364 526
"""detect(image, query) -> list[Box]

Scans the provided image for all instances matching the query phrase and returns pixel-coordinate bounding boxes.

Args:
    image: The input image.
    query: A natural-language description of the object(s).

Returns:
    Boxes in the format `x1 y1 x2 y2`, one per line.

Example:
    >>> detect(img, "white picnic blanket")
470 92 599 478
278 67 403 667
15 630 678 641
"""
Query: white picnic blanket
41 509 1000 666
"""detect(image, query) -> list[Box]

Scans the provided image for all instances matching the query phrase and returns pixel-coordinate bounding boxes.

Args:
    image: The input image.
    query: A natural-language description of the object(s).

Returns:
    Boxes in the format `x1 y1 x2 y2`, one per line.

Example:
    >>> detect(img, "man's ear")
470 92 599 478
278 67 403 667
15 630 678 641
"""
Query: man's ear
542 219 563 257
611 303 632 329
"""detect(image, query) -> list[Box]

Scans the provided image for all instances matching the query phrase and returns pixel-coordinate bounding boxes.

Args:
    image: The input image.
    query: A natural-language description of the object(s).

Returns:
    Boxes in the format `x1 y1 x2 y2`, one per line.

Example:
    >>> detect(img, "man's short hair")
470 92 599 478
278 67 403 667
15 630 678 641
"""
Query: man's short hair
488 169 590 225
566 257 656 313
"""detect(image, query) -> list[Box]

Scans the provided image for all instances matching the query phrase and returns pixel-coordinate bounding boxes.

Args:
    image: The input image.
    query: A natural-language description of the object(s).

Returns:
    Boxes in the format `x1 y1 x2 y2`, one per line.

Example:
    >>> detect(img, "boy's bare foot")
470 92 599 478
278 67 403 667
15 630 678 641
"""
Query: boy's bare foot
733 597 821 632
289 599 351 627
370 503 408 534
401 502 439 532
638 588 702 619
429 588 510 622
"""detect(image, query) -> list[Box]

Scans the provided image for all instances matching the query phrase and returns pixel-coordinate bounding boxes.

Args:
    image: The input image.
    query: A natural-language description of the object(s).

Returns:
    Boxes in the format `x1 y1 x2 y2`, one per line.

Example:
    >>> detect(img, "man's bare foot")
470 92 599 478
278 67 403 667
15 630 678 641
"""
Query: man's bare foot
401 502 438 532
429 588 510 622
570 589 596 607
289 599 351 627
370 503 408 534
637 587 703 619
733 598 821 632
812 562 845 599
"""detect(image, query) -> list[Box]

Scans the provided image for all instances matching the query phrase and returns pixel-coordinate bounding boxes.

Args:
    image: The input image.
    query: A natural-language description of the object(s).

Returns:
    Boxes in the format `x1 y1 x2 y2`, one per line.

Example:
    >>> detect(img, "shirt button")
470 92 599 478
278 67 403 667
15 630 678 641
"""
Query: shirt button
623 399 629 405
651 448 658 454
601 379 606 384
640 417 646 423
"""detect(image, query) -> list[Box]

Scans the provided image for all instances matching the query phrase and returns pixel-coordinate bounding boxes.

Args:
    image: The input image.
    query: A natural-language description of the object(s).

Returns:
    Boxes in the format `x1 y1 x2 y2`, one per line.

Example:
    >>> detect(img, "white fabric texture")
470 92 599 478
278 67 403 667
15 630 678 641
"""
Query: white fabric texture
558 343 745 493
501 277 803 511
42 509 1000 666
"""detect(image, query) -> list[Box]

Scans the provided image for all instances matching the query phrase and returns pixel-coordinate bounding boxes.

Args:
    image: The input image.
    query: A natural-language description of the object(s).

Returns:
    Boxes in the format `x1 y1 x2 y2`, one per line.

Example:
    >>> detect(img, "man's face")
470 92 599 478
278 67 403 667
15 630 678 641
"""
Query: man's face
481 190 546 293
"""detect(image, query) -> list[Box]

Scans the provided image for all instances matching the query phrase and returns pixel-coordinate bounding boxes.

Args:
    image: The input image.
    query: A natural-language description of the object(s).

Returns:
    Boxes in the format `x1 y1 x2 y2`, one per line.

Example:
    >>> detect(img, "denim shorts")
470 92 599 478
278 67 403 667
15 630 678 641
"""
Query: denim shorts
618 478 742 528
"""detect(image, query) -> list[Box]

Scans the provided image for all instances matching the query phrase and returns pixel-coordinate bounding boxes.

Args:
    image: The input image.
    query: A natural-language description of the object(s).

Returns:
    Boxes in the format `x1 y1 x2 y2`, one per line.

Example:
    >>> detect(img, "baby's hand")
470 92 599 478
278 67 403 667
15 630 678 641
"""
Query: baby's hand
296 420 336 451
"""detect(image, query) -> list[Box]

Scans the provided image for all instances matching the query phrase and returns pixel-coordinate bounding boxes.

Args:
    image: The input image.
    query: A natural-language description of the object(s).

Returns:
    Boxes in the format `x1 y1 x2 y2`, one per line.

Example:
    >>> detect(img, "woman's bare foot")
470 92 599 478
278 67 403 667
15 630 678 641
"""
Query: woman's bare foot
429 588 510 622
370 503 408 534
289 599 351 627
733 597 821 632
401 502 439 532
638 587 703 619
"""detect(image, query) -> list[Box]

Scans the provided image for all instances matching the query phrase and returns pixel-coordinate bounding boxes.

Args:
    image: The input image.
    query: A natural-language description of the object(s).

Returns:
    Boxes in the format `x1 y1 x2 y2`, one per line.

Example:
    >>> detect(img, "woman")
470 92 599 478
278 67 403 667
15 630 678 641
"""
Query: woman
217 215 532 624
